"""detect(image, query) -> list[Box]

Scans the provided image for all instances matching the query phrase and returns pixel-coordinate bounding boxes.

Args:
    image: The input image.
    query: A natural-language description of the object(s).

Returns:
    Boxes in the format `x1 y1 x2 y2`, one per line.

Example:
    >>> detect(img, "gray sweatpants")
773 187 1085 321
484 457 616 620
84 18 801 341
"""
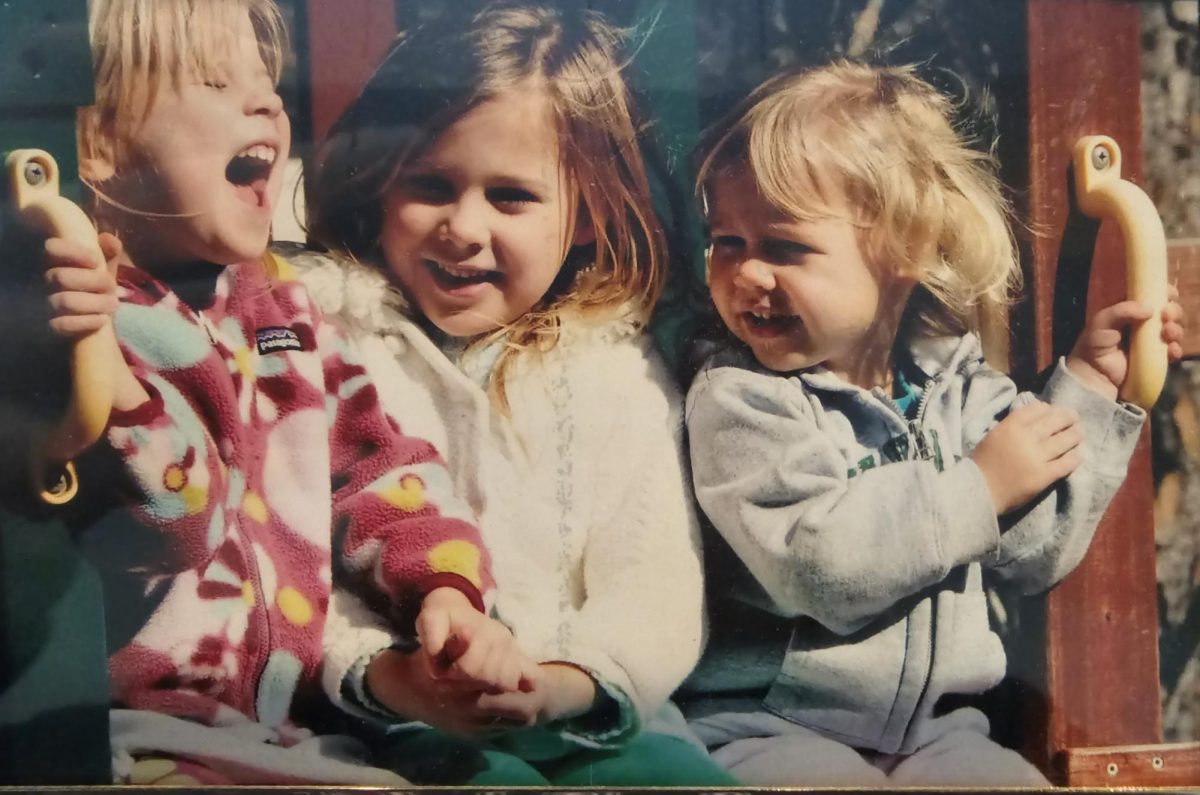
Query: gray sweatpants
689 708 1049 787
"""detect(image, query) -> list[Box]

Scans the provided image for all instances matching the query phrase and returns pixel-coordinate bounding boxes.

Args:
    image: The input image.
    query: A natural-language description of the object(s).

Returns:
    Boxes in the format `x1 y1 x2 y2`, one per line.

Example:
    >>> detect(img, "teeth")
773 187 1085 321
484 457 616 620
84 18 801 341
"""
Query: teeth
749 308 774 319
431 260 493 279
236 144 276 164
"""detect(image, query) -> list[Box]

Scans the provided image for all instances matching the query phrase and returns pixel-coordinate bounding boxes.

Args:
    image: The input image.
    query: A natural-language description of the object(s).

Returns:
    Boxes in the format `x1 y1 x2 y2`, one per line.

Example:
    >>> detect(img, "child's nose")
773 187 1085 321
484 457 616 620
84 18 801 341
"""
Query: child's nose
246 85 284 118
733 258 775 292
440 196 488 253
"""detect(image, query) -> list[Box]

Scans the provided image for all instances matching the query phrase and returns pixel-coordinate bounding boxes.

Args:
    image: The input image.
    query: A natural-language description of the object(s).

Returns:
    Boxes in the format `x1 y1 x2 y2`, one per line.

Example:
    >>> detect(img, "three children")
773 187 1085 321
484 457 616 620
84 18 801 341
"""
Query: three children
24 0 1183 786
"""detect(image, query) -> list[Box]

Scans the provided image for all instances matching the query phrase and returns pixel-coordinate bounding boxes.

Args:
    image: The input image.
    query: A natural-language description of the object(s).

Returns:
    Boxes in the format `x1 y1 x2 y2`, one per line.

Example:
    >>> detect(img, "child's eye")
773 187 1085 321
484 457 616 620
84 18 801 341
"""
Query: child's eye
400 174 453 202
203 80 229 90
487 186 539 207
763 239 814 262
709 235 743 251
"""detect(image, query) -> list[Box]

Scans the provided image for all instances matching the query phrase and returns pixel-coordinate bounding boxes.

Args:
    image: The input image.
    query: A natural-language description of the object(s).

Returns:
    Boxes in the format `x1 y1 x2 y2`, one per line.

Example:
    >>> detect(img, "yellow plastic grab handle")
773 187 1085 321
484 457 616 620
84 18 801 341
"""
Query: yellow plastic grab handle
1072 135 1169 410
6 149 119 504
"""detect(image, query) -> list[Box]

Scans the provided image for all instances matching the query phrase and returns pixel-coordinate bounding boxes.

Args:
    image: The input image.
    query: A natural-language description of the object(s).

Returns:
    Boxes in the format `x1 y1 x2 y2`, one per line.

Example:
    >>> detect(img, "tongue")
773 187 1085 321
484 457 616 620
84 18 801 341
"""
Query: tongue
231 178 268 208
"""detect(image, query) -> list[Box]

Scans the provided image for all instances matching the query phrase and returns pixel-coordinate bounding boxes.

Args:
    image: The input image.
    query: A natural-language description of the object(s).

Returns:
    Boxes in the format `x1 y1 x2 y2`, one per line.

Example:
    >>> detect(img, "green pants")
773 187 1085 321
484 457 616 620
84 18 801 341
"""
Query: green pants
375 728 737 787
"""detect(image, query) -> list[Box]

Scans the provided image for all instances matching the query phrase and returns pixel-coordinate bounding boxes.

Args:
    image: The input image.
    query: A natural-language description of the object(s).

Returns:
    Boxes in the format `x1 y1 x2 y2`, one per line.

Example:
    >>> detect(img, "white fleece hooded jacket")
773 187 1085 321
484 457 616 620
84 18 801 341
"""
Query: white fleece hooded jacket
294 251 705 748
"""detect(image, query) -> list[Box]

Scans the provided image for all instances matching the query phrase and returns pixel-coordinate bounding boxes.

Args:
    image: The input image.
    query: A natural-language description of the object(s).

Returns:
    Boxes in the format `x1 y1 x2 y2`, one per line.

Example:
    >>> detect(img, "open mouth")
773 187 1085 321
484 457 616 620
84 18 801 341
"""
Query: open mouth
225 144 277 208
742 309 800 337
424 259 502 289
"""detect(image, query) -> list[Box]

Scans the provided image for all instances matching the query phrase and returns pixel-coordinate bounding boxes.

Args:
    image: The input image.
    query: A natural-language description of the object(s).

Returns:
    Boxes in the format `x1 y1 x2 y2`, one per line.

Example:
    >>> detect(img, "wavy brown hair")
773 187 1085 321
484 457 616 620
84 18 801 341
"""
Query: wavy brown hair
308 3 666 409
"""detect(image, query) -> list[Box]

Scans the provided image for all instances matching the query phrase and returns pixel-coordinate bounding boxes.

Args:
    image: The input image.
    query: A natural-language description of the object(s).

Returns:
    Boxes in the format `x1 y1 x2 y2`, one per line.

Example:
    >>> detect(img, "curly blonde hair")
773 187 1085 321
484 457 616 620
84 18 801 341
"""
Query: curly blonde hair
697 61 1020 345
308 3 666 409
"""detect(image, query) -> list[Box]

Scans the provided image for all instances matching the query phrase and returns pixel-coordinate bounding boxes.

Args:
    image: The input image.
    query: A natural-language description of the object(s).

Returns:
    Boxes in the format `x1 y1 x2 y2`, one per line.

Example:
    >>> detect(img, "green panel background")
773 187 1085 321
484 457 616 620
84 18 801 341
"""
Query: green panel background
0 0 110 783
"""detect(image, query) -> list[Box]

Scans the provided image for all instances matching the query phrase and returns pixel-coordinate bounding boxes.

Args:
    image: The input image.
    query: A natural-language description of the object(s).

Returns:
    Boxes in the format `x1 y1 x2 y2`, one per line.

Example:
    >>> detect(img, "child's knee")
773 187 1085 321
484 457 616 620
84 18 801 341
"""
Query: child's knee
891 729 1048 787
714 734 887 787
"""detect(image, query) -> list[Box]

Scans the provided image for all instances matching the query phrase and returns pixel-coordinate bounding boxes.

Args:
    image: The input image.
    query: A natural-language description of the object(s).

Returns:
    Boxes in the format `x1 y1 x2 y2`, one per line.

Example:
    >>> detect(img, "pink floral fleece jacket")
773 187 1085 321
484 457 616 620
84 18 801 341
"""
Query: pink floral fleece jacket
101 255 491 739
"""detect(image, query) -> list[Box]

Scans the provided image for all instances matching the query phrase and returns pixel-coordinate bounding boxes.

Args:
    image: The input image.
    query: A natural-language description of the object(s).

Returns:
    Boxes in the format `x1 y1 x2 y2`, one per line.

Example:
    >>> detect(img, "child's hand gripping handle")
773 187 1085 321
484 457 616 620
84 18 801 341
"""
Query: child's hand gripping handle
6 149 119 504
1072 135 1169 410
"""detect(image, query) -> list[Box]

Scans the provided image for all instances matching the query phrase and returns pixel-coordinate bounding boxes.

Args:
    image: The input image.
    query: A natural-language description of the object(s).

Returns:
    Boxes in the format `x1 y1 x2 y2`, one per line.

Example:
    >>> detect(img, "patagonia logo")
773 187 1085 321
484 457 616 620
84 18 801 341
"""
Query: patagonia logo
255 326 303 355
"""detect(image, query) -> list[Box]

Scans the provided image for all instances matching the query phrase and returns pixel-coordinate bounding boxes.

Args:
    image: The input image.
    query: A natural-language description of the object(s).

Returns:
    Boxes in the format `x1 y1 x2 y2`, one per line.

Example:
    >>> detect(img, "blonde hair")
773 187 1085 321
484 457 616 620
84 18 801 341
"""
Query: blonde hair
697 61 1020 342
79 0 286 177
309 3 666 409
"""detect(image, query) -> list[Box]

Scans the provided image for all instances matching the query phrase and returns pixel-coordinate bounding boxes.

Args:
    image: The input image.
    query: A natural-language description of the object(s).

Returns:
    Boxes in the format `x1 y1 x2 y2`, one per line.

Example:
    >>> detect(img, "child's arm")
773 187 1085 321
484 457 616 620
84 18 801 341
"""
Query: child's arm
415 586 537 693
46 235 232 570
316 316 528 688
472 661 596 728
978 292 1183 592
687 364 1000 636
43 233 149 413
323 587 538 737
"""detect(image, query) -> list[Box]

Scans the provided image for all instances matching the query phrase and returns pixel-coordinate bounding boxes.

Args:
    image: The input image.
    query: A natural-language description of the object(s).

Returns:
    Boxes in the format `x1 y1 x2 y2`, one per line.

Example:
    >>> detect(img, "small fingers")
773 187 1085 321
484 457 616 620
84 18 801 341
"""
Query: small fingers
46 265 116 294
496 653 526 696
1081 327 1124 351
99 233 126 278
445 635 505 689
416 606 451 659
1041 423 1083 461
1028 406 1079 438
98 232 123 259
48 290 119 318
1006 400 1052 425
517 657 541 693
1047 448 1083 481
1162 299 1183 324
475 691 540 727
44 237 103 270
1090 300 1154 331
49 314 110 337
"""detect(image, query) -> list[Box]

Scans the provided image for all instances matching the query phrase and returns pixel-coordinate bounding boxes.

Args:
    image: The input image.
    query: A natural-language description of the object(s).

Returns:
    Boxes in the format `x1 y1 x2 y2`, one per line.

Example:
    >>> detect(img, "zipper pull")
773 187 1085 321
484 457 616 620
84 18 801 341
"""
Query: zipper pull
910 422 929 461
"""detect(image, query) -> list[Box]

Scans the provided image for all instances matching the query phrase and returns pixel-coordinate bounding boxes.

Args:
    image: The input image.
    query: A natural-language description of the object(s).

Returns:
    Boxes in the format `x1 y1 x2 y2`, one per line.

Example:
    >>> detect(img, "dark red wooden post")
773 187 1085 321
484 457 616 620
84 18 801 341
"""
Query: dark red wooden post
305 0 398 144
1022 0 1182 785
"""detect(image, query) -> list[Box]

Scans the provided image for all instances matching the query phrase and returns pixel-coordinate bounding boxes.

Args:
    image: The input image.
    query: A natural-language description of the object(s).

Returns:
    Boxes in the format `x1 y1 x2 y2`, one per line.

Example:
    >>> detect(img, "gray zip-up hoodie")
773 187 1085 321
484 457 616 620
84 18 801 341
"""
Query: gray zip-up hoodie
683 333 1144 755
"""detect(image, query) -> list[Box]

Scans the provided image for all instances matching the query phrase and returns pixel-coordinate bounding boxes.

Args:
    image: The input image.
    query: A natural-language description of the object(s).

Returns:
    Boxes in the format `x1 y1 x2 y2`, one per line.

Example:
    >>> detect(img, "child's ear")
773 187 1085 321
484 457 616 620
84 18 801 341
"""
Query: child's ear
78 128 122 184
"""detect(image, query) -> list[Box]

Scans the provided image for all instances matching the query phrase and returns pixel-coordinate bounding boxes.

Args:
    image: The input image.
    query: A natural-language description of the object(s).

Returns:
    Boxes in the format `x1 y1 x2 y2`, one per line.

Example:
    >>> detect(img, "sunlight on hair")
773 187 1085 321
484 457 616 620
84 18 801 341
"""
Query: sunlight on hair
308 4 667 412
697 61 1020 348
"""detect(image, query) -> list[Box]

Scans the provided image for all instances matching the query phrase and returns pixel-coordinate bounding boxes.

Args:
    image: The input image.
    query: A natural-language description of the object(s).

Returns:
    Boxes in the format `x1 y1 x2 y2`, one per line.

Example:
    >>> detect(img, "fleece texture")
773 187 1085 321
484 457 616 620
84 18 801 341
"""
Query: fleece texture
683 334 1144 758
100 255 491 763
296 252 705 750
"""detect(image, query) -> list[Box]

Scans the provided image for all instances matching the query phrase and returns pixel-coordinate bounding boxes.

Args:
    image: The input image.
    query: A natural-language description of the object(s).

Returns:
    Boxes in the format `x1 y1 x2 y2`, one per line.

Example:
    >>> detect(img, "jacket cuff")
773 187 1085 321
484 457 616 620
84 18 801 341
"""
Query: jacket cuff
531 645 642 748
419 572 486 613
337 648 427 735
107 379 164 428
322 593 403 712
551 668 639 749
1044 358 1146 477
390 573 486 639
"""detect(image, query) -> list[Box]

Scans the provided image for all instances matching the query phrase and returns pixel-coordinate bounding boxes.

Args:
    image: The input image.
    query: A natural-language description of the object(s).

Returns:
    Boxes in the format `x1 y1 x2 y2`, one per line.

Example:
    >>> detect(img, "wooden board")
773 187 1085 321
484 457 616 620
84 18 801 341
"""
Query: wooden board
305 0 397 144
1023 0 1163 782
1170 240 1200 359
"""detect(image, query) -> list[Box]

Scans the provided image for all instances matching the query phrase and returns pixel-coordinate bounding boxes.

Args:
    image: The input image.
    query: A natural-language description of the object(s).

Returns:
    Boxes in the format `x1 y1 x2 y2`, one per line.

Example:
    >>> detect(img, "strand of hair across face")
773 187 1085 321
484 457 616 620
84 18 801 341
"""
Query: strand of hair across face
81 176 206 219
